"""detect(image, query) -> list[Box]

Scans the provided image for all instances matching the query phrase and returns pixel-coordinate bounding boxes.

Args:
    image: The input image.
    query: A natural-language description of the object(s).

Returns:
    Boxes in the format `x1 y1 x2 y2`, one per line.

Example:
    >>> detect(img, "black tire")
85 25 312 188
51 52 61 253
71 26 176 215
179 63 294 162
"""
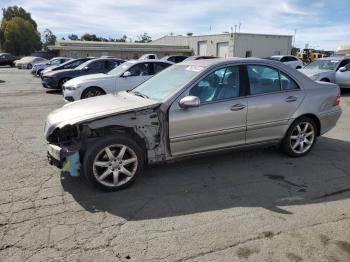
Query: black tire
320 78 330 82
81 87 106 99
281 117 317 157
59 78 71 90
296 66 302 69
37 69 43 76
83 135 144 191
27 64 32 69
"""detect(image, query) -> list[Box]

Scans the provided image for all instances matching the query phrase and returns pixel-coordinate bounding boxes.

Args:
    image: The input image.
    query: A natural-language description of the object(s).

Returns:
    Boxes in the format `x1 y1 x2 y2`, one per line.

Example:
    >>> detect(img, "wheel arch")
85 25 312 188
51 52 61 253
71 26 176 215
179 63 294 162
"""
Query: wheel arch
87 125 148 160
290 114 321 136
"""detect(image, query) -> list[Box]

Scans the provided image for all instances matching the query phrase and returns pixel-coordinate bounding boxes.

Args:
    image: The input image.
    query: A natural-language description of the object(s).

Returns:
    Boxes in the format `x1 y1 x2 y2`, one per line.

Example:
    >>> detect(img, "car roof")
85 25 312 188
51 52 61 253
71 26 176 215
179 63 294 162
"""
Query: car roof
180 57 262 66
318 56 345 61
127 59 174 64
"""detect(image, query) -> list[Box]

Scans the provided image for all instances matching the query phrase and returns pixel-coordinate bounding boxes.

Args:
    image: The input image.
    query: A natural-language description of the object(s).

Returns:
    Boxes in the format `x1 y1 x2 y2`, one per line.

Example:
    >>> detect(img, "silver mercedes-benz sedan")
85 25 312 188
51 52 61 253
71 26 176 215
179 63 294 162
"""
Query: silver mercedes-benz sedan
44 58 342 191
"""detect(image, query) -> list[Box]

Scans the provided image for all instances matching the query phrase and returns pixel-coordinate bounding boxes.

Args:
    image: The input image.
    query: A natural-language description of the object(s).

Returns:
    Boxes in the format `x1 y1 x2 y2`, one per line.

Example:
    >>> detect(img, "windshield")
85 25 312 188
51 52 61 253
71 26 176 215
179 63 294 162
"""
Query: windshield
75 60 92 70
132 64 205 101
305 59 340 70
107 61 133 75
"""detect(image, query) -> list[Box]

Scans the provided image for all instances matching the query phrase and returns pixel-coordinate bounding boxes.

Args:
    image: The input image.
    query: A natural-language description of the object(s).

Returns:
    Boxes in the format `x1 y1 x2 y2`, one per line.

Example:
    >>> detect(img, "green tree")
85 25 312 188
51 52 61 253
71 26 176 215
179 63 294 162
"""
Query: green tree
2 17 41 55
81 33 100 41
135 33 151 43
68 34 79 40
42 28 56 50
1 5 37 29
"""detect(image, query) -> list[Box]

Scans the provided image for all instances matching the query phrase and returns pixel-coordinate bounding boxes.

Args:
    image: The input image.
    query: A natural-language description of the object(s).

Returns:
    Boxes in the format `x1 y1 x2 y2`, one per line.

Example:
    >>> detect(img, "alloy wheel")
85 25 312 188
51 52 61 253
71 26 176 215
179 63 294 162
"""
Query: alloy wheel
93 144 138 187
290 122 315 154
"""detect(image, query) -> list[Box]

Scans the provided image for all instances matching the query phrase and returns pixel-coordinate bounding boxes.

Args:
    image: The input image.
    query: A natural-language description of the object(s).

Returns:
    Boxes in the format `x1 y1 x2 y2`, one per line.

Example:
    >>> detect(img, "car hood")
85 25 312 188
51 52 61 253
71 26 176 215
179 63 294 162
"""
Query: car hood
45 91 160 137
45 69 79 77
298 68 333 77
67 73 113 85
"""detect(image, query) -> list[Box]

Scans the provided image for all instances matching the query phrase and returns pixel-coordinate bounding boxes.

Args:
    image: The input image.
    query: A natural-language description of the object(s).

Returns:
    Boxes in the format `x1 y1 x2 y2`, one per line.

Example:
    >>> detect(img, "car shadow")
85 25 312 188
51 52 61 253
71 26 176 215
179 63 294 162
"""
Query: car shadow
61 137 350 220
46 90 62 95
341 88 350 97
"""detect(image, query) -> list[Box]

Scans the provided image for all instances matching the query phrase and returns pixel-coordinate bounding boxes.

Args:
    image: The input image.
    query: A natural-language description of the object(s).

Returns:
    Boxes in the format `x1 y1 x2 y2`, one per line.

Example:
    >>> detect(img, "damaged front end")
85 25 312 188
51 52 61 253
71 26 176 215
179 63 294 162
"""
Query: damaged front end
45 106 166 177
46 124 82 177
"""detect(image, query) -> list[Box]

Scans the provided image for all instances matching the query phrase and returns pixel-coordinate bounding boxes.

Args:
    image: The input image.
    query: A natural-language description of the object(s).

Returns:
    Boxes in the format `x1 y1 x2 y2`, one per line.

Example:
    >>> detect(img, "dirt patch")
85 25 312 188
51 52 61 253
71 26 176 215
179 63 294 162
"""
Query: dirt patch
320 234 331 246
335 240 350 255
286 252 303 262
236 247 259 259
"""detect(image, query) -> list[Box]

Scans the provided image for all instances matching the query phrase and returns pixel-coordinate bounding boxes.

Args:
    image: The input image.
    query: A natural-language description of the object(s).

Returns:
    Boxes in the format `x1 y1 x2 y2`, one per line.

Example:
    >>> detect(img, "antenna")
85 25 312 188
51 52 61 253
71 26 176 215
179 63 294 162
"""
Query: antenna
238 22 242 33
234 25 237 33
293 29 297 45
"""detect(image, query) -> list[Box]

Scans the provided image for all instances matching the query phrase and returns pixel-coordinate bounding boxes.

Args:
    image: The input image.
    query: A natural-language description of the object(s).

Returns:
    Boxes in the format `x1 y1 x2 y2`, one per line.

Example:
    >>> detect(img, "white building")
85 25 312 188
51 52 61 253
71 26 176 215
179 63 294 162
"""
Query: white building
336 45 350 55
153 32 293 58
49 32 292 59
48 40 192 60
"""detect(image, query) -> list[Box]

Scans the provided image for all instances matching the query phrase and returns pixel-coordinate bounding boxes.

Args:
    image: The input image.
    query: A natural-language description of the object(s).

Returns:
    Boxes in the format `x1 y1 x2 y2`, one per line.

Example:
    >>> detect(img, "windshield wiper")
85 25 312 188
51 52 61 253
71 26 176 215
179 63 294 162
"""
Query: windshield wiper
132 91 149 99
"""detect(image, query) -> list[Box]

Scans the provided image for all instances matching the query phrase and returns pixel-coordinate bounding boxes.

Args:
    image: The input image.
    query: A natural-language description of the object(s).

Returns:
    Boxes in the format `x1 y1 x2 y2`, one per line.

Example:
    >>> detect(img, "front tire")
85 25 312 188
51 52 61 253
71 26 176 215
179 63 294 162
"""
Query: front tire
27 64 32 69
281 117 317 157
59 78 70 90
83 135 144 191
81 87 106 99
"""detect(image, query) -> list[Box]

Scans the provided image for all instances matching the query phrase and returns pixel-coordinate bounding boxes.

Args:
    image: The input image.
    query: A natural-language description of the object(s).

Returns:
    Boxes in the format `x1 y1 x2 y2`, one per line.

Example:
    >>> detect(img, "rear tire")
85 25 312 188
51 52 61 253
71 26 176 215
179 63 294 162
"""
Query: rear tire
281 117 317 157
320 78 330 82
83 135 144 191
81 87 106 99
27 64 32 69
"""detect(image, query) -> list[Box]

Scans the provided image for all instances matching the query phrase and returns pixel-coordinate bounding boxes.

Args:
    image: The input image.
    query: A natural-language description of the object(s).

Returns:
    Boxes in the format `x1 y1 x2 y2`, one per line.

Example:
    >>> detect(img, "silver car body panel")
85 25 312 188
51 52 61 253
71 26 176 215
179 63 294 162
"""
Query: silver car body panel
45 58 342 164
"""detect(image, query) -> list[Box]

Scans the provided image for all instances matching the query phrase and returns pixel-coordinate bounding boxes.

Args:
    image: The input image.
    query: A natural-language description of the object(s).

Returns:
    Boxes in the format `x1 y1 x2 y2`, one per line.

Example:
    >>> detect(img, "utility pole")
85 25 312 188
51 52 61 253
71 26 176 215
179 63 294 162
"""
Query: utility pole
238 22 242 33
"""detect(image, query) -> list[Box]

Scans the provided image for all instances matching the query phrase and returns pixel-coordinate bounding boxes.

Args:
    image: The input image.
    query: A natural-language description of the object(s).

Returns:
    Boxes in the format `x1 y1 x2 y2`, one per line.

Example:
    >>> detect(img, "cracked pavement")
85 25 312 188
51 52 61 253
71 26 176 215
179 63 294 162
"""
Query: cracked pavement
0 67 350 261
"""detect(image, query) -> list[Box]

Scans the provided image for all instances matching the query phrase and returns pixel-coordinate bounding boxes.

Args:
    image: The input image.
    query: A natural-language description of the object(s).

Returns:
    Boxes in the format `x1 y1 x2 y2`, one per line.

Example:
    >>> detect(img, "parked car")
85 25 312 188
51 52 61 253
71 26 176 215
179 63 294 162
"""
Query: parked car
139 54 158 60
161 55 188 63
0 53 16 67
335 63 350 88
45 58 342 191
265 55 303 69
63 60 173 101
31 57 71 76
15 56 48 69
40 57 94 78
183 55 218 61
41 58 125 90
298 56 350 82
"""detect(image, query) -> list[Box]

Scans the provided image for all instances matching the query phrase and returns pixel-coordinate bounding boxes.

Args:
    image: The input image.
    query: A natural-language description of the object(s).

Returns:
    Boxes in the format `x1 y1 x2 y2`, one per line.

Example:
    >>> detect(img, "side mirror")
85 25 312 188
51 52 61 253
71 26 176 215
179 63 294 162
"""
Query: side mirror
339 67 347 72
83 66 89 71
179 96 200 109
122 71 131 77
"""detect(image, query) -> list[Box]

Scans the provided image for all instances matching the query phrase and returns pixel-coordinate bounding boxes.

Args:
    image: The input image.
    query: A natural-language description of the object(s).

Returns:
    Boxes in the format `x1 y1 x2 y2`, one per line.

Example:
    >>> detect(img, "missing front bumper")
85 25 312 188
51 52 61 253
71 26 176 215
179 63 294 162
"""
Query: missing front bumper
47 144 80 177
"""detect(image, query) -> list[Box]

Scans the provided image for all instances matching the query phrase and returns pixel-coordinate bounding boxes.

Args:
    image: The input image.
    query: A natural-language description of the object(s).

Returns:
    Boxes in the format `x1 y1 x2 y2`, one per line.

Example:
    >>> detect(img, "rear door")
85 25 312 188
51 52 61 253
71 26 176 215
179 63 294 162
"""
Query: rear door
246 64 304 144
168 65 247 156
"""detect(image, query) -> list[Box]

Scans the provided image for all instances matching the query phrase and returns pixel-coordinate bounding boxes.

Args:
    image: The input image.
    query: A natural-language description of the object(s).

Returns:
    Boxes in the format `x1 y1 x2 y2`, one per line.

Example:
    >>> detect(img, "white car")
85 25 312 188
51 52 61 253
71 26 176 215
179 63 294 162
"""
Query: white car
335 63 350 88
267 55 303 69
15 56 48 69
139 54 158 60
63 59 173 102
299 56 350 82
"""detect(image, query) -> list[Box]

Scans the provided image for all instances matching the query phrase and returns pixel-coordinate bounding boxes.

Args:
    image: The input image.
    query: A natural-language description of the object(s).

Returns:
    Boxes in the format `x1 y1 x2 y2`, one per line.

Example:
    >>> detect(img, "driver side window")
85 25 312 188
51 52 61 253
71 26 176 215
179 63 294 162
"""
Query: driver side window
128 63 151 76
189 66 240 103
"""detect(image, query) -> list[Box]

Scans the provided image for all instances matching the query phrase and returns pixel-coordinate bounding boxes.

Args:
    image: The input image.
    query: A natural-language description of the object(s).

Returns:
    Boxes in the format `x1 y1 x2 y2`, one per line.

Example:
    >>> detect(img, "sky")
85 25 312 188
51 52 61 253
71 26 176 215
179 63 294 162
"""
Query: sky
1 0 350 50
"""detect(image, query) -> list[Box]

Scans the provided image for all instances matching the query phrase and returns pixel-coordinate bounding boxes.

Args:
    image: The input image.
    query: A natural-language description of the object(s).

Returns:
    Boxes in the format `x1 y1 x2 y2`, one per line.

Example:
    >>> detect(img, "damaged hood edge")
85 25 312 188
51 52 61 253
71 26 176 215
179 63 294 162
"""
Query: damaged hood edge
45 91 161 138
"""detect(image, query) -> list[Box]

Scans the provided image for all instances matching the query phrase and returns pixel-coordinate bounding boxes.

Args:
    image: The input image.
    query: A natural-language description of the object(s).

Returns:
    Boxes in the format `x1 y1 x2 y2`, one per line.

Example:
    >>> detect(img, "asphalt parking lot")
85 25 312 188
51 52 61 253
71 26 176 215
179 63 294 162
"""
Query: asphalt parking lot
0 67 350 262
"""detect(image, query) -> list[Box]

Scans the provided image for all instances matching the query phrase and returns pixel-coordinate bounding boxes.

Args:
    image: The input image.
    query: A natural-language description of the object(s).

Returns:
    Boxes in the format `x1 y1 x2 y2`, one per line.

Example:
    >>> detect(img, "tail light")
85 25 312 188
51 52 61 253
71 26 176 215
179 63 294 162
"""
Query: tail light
333 92 341 107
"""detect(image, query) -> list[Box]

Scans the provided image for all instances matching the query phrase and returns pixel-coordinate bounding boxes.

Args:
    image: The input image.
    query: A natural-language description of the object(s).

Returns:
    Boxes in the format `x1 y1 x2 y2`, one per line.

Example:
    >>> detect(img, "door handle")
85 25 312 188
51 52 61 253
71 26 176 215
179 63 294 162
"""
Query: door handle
230 104 246 111
285 96 298 102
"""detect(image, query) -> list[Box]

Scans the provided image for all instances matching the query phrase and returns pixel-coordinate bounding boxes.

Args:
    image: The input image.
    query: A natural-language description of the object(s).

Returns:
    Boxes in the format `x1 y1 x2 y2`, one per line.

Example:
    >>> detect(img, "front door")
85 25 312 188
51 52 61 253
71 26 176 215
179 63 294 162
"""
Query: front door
169 65 247 156
117 62 153 91
245 64 304 144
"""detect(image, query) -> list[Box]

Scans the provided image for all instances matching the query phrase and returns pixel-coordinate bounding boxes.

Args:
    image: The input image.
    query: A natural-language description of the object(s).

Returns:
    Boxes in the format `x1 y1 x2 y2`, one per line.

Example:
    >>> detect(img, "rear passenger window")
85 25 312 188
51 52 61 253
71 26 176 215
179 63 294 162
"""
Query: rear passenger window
247 65 281 95
280 72 299 90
